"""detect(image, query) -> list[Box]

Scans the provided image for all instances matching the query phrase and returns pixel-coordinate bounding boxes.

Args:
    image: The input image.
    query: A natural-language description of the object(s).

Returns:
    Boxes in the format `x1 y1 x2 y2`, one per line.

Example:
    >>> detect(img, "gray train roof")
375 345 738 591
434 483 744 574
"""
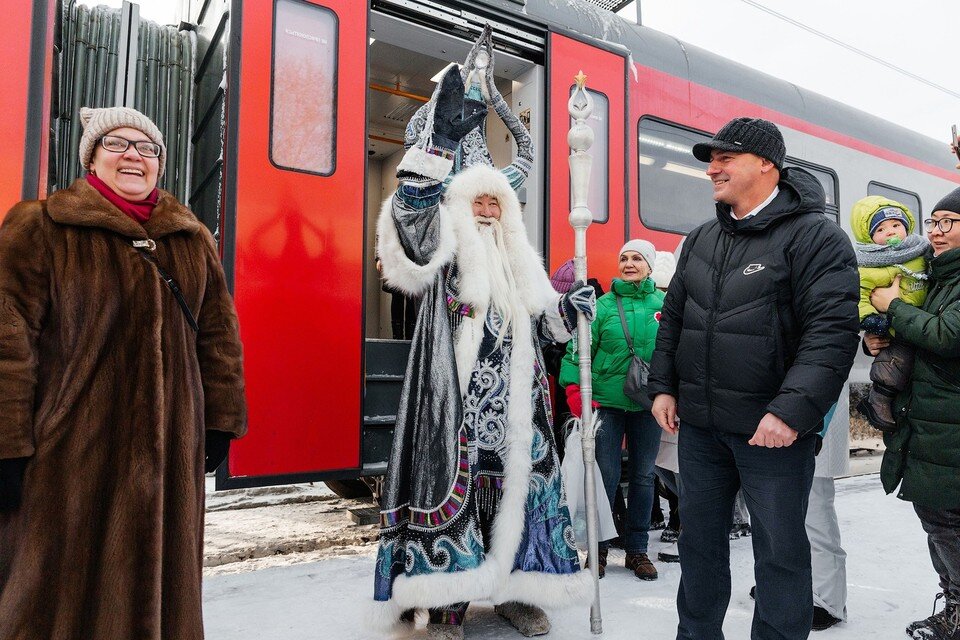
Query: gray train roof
521 0 952 171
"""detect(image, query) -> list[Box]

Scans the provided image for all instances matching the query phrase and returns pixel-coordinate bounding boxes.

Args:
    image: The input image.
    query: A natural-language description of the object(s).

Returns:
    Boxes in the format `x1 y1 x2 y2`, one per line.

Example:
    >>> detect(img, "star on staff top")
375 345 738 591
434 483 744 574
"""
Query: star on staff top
574 70 588 90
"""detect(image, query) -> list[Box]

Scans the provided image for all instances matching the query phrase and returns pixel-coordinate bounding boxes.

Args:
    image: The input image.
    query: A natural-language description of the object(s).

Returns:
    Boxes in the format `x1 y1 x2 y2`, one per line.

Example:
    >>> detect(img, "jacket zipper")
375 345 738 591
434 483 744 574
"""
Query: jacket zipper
705 231 734 430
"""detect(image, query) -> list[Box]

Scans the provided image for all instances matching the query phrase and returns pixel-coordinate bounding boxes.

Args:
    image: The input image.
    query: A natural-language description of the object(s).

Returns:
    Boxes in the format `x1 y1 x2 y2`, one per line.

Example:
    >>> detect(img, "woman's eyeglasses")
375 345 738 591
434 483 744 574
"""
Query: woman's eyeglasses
98 135 161 158
923 217 960 234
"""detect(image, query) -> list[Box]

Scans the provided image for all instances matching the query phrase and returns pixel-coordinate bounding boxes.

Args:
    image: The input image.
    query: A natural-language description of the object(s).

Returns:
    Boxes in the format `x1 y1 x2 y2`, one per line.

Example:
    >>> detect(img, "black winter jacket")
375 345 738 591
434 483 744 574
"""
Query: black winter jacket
647 167 860 437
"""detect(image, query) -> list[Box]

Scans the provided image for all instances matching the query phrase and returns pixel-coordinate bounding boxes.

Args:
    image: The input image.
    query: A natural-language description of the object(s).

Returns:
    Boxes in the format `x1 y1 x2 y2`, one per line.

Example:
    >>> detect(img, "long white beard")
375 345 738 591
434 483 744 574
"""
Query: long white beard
476 219 523 346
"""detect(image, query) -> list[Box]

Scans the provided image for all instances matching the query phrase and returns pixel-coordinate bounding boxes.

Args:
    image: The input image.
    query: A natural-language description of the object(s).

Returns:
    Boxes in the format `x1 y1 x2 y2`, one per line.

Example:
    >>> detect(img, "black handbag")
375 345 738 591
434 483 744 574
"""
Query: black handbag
615 295 652 410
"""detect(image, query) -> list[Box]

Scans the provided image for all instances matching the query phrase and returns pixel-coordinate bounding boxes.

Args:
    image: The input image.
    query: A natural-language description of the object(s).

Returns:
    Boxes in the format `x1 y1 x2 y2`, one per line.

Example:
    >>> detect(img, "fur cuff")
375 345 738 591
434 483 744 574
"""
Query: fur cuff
397 146 454 182
542 295 571 343
494 569 594 609
364 598 411 636
376 196 457 298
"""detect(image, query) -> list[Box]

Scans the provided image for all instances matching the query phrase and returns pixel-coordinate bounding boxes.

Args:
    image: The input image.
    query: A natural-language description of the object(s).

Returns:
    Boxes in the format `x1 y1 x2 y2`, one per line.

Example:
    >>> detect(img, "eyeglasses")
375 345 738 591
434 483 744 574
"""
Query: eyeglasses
923 217 960 234
98 135 161 158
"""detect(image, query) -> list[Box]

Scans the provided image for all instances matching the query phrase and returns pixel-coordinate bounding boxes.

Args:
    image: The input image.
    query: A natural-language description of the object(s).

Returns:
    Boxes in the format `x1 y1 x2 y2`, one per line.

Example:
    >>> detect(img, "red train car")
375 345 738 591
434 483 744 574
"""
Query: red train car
6 0 959 493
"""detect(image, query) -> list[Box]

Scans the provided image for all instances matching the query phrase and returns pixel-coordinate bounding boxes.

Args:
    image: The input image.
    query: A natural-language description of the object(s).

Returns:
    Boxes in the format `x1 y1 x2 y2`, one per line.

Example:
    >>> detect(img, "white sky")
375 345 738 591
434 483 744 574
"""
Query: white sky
617 0 960 144
106 0 959 145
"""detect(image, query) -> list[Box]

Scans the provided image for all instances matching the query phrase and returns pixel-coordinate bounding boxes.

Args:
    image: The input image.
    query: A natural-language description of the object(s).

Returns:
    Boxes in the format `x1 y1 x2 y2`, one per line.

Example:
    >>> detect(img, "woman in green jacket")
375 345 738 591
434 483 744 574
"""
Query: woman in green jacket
560 239 665 581
867 186 960 639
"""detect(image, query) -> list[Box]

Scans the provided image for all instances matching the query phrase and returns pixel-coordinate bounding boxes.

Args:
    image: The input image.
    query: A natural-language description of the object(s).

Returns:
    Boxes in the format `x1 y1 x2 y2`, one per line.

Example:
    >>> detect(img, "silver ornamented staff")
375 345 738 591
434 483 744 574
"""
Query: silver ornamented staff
568 70 602 634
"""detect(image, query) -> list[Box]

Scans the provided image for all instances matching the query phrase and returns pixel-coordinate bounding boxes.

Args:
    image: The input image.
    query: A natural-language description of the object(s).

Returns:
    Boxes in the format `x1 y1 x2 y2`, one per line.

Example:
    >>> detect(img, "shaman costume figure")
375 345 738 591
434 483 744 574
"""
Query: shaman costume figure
371 29 594 640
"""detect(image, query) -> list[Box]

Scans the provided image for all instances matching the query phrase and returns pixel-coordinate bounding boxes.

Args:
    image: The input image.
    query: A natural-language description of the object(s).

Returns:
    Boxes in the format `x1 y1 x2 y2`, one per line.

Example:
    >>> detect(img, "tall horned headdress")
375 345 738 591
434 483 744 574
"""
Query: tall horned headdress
405 25 534 191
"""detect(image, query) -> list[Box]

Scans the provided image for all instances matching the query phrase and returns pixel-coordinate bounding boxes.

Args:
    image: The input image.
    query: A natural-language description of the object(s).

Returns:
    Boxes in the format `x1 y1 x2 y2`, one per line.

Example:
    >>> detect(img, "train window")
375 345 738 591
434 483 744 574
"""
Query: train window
783 159 840 224
637 118 714 234
868 182 922 233
270 0 338 176
570 87 609 222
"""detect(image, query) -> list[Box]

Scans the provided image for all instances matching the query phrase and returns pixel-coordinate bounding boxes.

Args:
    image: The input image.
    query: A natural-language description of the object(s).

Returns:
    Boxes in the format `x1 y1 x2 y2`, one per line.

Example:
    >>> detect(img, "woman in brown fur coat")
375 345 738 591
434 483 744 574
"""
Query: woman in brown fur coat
0 107 246 639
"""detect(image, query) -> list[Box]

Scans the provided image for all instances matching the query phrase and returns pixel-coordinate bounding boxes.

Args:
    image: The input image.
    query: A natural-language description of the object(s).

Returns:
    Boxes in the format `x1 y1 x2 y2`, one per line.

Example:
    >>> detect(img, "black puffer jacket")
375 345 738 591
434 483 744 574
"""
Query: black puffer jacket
648 168 859 437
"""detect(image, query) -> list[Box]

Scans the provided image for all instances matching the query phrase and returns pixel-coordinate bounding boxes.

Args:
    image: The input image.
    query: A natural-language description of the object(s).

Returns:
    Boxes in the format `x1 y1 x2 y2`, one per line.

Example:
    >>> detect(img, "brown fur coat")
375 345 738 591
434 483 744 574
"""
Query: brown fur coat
0 179 246 639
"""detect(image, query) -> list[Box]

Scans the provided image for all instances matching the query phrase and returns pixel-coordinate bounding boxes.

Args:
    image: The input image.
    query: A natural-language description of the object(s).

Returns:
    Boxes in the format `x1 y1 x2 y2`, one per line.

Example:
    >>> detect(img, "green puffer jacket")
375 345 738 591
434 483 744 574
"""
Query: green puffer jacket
559 277 664 411
850 195 927 321
880 247 960 509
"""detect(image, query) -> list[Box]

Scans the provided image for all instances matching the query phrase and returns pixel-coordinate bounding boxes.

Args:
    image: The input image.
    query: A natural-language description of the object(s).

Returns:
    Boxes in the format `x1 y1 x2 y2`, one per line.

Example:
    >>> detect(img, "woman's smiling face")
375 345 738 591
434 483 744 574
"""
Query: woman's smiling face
88 127 160 201
619 251 650 282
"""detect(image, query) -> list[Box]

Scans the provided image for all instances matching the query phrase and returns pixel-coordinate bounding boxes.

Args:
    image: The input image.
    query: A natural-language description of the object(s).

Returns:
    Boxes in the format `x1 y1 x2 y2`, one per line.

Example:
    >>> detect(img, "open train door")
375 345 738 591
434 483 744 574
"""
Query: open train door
546 32 628 283
219 0 368 487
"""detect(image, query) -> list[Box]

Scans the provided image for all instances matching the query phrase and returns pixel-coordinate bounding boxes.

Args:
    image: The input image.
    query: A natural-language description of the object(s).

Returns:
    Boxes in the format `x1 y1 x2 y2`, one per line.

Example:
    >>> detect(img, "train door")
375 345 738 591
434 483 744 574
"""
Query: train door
221 0 369 487
1 1 55 208
546 32 628 285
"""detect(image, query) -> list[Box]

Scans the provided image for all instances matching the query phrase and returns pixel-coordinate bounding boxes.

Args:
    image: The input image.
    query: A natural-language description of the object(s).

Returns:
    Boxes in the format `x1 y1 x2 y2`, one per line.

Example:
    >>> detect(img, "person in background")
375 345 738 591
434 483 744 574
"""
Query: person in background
560 239 665 581
804 399 849 632
652 250 681 560
850 196 930 431
867 186 960 640
649 117 859 640
0 106 246 639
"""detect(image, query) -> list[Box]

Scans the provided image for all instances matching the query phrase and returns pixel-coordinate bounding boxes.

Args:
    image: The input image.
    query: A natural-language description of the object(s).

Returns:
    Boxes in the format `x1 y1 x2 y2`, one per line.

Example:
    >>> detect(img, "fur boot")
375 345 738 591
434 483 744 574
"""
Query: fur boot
426 623 465 640
494 602 551 637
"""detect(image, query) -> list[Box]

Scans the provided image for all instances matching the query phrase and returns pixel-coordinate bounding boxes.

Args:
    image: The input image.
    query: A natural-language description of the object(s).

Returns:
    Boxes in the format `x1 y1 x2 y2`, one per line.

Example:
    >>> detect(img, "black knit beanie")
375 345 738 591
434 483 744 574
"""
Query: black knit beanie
932 186 960 215
693 117 787 169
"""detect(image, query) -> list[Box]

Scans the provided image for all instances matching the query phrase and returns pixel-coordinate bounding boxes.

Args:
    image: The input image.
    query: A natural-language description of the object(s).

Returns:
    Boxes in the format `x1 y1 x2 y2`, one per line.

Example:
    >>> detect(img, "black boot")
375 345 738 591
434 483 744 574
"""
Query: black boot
907 592 960 639
856 384 898 433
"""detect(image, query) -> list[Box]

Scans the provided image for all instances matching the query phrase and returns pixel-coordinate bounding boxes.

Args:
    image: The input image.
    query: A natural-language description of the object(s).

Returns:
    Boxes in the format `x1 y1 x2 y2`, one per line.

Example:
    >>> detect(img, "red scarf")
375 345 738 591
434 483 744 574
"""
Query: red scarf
85 174 159 223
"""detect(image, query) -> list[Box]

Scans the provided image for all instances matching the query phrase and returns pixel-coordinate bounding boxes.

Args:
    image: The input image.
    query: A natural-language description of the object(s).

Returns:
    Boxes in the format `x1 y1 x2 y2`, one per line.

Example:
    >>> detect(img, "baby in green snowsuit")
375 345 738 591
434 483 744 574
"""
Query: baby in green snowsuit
851 196 930 431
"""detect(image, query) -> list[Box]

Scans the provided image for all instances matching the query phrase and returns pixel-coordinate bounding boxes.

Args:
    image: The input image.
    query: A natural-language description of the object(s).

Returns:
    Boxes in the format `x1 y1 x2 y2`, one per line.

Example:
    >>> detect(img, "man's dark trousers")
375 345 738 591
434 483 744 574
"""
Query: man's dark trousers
676 423 816 640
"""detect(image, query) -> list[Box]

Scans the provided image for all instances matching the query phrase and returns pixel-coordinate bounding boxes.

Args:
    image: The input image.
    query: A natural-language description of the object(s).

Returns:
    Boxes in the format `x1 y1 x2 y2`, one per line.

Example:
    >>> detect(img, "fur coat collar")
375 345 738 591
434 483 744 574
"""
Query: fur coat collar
46 177 202 239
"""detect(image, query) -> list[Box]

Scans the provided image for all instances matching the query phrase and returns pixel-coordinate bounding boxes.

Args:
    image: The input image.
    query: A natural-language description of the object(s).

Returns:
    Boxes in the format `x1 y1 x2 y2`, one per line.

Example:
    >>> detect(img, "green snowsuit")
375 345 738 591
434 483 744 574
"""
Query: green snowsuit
850 195 927 322
559 277 664 411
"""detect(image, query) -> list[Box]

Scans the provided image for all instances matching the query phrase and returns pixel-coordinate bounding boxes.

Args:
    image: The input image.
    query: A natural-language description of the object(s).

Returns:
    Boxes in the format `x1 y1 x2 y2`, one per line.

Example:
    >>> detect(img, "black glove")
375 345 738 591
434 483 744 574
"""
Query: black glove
432 66 487 151
0 457 29 512
205 430 233 473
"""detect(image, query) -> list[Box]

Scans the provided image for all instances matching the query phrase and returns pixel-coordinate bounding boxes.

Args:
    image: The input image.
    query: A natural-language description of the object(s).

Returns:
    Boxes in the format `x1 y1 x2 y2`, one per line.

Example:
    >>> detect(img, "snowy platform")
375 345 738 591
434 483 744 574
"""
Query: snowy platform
203 473 934 639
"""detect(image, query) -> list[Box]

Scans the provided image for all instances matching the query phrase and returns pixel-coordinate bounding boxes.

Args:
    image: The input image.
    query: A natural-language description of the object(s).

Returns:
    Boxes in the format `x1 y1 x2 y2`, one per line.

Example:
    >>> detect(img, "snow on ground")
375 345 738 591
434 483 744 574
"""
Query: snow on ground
203 473 937 640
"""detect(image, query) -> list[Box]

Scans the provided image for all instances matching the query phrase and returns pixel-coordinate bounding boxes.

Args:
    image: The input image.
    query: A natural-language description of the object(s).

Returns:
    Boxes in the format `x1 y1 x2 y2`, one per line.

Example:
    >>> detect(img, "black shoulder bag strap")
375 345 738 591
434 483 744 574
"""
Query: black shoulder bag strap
132 239 200 332
615 295 637 357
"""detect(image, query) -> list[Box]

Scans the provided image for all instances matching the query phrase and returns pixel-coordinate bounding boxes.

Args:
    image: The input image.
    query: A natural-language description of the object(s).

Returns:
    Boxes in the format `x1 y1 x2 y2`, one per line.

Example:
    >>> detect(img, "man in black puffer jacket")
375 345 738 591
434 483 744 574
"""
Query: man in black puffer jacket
648 117 859 640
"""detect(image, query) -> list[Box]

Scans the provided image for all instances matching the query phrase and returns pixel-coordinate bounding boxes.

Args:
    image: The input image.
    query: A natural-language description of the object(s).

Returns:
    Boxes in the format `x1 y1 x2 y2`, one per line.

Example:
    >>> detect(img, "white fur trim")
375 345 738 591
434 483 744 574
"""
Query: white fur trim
397 146 453 182
494 569 593 607
376 195 457 298
365 599 409 636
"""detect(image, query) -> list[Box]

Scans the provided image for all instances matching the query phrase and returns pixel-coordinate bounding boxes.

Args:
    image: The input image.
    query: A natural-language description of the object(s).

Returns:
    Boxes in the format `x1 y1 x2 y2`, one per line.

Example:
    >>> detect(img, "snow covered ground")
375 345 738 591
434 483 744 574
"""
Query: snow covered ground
203 473 938 640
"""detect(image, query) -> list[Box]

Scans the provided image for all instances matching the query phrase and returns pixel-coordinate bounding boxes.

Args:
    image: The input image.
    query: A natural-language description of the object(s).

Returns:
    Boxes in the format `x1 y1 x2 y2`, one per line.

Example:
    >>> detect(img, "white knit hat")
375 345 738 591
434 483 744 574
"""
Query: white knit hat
619 239 656 274
652 251 676 289
78 106 166 177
